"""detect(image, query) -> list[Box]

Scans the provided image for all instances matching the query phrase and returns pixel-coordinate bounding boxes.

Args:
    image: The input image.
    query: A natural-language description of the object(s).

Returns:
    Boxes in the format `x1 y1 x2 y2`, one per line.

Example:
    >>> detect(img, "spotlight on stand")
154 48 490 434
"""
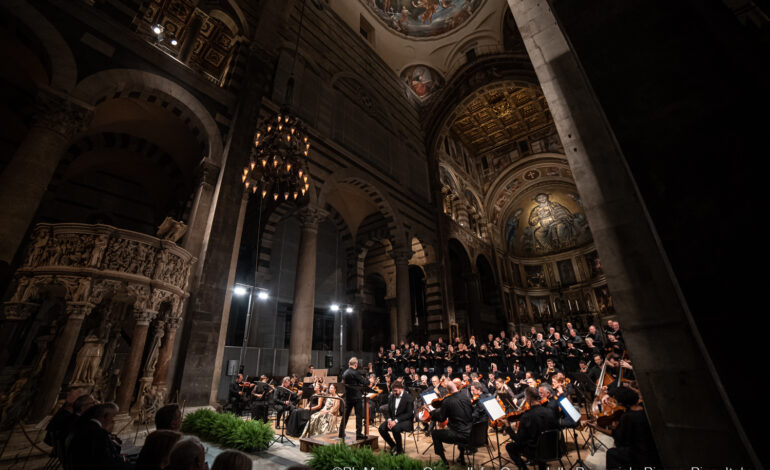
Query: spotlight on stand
257 290 269 300
152 24 164 35
330 304 340 312
233 285 248 296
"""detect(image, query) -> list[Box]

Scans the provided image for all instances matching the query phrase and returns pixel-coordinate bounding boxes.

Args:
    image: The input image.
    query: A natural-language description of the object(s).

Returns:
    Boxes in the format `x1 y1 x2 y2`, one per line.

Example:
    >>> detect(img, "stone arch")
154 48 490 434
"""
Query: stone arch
71 69 224 166
2 0 77 92
318 168 406 246
51 132 186 192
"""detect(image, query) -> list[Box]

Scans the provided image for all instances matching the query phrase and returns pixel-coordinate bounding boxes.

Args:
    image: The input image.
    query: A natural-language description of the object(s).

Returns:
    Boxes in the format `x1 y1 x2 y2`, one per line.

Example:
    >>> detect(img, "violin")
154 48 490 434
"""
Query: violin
492 397 548 429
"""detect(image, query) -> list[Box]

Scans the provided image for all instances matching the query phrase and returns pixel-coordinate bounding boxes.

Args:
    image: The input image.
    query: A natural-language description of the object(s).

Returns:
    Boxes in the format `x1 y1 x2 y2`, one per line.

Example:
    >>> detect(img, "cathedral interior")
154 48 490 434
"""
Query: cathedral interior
0 0 767 468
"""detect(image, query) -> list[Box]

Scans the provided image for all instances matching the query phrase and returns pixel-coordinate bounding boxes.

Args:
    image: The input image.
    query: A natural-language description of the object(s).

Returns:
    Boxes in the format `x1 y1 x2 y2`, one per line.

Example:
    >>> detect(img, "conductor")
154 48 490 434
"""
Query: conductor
378 380 414 455
338 357 367 440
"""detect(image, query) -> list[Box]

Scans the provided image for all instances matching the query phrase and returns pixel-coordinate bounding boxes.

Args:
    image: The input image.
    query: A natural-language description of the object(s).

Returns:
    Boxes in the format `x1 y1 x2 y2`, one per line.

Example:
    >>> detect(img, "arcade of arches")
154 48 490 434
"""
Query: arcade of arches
0 0 766 467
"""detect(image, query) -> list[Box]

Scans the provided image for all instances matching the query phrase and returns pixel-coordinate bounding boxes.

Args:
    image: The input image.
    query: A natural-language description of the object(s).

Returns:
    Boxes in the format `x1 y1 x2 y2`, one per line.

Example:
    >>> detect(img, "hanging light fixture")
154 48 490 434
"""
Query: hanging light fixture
242 0 312 201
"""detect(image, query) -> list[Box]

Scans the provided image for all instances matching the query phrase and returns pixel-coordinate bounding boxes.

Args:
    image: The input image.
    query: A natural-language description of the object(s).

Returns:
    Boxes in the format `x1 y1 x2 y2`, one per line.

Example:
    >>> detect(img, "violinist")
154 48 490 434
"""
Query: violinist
551 372 573 400
589 387 661 469
250 375 272 422
378 381 414 455
289 374 301 405
469 381 491 423
505 387 559 470
429 379 474 466
274 377 297 429
537 383 561 420
228 373 245 414
494 377 515 403
430 375 447 397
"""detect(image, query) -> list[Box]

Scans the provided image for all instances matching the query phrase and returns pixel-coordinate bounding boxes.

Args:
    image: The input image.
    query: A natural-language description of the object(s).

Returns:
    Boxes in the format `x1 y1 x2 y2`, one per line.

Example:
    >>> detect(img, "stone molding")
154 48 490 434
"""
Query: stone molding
33 88 94 140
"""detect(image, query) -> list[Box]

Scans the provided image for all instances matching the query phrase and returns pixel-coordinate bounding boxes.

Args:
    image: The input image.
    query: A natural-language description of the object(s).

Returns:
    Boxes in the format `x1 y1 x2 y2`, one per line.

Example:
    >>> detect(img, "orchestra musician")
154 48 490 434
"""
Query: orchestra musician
273 377 297 429
505 386 560 470
228 373 246 414
378 380 414 455
338 357 368 441
250 375 272 422
429 378 473 466
589 386 661 469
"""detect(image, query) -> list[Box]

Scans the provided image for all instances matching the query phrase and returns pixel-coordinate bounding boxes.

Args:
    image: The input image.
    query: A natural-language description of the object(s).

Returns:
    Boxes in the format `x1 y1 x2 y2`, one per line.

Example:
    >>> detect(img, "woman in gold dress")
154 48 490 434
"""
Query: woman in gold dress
301 383 341 438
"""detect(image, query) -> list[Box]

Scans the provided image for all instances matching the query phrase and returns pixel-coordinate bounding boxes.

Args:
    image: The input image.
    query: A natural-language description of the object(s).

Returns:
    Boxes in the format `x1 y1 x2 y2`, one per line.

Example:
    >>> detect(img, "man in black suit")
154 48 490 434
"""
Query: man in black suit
66 402 124 470
430 378 474 466
505 387 560 470
339 357 368 440
378 380 414 454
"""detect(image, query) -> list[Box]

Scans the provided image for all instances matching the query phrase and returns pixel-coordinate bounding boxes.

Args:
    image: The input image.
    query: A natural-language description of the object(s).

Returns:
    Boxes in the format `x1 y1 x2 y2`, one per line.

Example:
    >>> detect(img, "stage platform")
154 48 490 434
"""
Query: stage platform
299 431 379 453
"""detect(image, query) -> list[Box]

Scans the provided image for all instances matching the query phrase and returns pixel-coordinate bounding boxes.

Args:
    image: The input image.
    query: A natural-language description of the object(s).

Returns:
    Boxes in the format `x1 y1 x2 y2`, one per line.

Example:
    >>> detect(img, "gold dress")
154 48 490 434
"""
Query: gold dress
301 397 340 437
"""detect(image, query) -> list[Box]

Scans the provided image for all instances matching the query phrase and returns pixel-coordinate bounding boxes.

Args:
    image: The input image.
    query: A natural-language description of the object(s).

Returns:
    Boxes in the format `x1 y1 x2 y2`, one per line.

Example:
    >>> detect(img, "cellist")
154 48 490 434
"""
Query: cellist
588 386 661 469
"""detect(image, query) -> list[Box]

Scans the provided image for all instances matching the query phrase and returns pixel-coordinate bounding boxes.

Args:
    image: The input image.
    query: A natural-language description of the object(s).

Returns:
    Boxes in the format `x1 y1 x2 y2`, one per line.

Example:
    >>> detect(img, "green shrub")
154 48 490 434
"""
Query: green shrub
181 409 273 452
307 443 448 470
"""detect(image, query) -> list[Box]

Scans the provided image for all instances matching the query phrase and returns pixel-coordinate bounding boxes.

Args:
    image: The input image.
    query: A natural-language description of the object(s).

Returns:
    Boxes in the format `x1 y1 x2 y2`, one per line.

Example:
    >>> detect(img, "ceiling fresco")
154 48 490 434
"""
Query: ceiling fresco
450 84 553 155
363 0 484 38
401 64 444 100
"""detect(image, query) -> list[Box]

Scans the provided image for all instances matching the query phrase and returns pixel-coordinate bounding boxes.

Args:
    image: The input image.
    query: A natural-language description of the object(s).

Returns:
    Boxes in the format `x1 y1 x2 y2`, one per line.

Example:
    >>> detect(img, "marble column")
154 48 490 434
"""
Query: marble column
507 0 757 465
153 316 181 388
27 302 90 423
0 89 93 266
183 160 219 261
392 248 412 342
386 298 398 346
116 309 153 412
179 12 204 64
287 206 326 375
464 273 482 336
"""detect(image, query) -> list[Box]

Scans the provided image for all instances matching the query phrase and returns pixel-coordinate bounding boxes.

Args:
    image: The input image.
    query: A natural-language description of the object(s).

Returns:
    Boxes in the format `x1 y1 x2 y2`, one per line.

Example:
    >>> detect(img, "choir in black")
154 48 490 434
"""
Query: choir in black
226 320 660 469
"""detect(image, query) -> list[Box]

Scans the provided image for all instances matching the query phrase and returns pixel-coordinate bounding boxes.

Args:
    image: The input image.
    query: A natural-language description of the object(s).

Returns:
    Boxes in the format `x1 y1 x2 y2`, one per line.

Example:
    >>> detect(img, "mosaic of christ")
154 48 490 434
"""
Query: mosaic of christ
365 0 483 37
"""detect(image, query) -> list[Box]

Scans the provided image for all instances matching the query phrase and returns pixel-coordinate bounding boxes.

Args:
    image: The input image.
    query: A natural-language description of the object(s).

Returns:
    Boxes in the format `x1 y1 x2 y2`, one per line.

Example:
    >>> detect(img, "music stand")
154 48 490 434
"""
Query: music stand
269 386 297 447
479 396 512 468
559 396 589 470
344 384 377 439
419 390 439 455
572 373 608 455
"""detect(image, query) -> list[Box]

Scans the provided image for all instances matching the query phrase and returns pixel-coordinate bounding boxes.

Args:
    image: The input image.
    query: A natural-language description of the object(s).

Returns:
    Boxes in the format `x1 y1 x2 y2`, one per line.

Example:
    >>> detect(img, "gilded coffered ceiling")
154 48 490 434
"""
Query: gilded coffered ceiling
450 85 554 155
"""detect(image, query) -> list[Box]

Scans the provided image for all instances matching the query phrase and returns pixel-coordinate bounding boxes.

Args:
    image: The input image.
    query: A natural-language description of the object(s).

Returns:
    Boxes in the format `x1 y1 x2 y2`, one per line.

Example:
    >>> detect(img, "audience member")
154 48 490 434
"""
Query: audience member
166 437 208 470
155 403 183 431
211 450 251 470
135 430 182 470
66 402 124 470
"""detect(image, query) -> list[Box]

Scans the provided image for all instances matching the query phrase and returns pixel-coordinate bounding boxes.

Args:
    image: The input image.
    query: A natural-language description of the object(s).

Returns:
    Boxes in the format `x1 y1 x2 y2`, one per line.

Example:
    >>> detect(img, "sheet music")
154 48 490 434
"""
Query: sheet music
421 391 438 410
481 396 506 421
558 396 582 423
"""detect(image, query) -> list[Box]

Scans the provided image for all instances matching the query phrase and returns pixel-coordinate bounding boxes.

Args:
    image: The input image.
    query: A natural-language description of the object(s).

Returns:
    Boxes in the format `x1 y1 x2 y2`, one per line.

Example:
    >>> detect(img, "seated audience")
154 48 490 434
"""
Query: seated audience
135 430 182 470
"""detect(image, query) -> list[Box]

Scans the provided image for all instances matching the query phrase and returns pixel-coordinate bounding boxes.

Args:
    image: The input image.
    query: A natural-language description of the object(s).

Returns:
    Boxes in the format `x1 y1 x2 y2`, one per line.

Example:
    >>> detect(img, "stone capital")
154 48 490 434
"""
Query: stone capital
64 302 93 320
2 302 40 321
133 309 157 326
196 159 220 187
297 205 328 230
165 316 183 331
33 88 94 140
391 247 413 266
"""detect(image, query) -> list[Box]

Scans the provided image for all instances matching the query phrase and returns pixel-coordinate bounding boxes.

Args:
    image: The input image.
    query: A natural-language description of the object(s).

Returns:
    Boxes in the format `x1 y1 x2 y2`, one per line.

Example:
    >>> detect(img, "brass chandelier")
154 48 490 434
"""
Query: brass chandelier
242 112 311 200
242 0 314 201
